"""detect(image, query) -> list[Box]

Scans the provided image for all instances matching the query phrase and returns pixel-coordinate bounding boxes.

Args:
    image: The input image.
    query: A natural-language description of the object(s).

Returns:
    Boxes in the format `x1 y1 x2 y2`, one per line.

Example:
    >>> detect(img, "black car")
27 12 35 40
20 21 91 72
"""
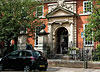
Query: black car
0 50 48 71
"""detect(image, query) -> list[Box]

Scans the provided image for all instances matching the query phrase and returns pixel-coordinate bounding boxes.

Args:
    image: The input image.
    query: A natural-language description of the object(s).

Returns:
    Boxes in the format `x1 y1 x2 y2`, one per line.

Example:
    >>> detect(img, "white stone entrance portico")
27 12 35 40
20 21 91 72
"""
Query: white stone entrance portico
47 1 77 54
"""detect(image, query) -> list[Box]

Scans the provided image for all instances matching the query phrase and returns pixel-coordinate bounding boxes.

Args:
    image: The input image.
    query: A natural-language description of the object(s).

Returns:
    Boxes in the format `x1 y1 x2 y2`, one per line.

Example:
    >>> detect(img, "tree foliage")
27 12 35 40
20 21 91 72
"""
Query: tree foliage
0 0 42 41
92 44 100 61
85 0 100 42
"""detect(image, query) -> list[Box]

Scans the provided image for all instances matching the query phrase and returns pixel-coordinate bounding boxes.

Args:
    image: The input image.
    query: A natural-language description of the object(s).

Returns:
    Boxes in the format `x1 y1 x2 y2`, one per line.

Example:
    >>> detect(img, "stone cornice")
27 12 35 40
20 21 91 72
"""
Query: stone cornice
79 14 91 16
47 7 78 18
48 15 75 18
48 20 74 25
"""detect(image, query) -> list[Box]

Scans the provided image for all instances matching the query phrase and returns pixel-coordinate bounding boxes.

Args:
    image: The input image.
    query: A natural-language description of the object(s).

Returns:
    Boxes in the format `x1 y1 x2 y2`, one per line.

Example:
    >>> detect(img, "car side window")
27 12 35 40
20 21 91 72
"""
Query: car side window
21 51 26 56
7 51 19 57
32 51 41 58
26 52 32 56
20 51 32 57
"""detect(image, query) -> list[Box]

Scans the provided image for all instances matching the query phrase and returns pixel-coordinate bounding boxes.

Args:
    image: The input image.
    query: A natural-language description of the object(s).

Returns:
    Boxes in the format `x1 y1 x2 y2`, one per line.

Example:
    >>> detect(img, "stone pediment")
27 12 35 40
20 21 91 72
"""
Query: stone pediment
47 7 78 18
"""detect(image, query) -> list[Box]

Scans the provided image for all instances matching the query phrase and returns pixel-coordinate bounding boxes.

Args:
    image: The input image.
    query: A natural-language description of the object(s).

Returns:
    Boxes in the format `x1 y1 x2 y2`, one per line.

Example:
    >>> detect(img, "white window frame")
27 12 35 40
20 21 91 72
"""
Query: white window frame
83 1 92 14
83 24 94 46
36 5 44 18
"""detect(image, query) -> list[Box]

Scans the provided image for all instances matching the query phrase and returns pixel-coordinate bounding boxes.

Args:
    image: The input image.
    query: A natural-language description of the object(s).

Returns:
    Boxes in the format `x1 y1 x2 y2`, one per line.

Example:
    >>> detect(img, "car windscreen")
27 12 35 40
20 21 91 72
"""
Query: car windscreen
32 51 41 58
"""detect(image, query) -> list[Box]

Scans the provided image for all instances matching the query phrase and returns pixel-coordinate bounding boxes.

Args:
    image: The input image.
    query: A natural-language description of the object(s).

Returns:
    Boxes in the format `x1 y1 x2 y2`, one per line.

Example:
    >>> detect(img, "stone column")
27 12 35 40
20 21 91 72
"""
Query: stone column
48 23 53 54
17 34 27 50
68 23 74 47
74 18 77 47
71 23 74 43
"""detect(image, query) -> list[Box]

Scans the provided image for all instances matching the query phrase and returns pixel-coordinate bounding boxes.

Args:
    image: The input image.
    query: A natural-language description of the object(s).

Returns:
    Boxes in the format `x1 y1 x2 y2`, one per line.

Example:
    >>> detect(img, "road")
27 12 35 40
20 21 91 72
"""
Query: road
1 67 100 72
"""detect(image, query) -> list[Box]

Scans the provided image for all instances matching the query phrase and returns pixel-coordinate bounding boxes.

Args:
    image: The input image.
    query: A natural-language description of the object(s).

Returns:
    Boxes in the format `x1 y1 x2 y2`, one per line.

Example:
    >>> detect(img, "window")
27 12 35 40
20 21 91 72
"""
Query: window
32 51 41 58
83 1 92 14
35 33 38 46
36 35 38 45
20 51 32 57
36 6 43 17
7 51 20 57
83 24 94 46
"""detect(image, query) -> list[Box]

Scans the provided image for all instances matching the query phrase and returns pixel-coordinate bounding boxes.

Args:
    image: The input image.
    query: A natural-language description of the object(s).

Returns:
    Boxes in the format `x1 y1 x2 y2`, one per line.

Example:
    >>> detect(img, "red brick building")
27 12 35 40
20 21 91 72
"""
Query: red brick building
28 0 97 55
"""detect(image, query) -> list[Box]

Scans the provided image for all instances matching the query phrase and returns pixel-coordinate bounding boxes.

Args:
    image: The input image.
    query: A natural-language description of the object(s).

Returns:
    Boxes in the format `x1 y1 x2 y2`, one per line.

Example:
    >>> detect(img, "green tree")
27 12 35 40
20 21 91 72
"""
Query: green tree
85 0 100 42
0 0 42 41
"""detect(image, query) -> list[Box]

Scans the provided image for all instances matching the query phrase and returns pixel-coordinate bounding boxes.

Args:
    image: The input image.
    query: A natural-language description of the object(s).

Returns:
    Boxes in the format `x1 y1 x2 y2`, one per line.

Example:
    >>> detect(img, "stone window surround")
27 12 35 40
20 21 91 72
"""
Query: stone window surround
36 5 44 18
83 1 92 14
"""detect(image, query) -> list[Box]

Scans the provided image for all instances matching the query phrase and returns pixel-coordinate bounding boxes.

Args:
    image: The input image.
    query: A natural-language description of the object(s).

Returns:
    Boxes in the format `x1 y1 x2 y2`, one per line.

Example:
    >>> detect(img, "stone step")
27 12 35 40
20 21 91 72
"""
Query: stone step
62 56 70 60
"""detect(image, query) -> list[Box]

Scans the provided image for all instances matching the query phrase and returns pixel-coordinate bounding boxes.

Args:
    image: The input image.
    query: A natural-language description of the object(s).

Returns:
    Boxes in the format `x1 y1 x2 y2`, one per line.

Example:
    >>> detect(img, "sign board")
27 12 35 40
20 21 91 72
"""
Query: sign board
81 32 85 38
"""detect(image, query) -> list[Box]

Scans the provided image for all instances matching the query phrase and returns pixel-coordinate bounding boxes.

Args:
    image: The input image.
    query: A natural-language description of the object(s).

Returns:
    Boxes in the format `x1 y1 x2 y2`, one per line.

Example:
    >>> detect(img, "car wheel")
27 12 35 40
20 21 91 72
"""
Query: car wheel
43 67 47 71
24 66 30 72
0 64 4 71
39 67 47 71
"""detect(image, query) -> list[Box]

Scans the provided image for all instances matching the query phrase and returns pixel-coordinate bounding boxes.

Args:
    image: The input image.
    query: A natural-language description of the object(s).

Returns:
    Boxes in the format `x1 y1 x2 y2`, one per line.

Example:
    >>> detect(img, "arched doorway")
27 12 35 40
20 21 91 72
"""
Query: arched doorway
56 27 68 54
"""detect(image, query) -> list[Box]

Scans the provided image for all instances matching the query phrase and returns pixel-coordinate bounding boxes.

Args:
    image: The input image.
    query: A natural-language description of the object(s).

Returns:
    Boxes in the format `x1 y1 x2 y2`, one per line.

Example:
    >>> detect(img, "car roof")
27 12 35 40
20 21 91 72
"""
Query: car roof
15 49 41 53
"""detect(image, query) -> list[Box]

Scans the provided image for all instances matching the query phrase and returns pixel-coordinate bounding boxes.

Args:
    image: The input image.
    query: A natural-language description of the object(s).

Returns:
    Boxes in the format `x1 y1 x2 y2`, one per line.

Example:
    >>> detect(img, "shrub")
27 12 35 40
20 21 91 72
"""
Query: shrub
92 44 100 61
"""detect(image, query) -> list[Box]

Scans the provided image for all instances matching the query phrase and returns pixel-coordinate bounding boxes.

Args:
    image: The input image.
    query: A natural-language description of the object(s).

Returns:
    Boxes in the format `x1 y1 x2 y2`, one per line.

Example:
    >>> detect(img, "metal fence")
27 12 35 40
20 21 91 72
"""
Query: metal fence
68 42 96 61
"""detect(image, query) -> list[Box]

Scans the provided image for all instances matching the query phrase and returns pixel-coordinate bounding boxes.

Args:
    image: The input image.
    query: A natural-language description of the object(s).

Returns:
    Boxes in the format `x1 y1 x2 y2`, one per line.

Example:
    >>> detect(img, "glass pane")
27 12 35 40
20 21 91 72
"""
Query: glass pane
84 24 93 45
37 6 43 17
26 52 32 56
32 51 41 58
8 51 19 57
84 1 92 13
85 41 88 45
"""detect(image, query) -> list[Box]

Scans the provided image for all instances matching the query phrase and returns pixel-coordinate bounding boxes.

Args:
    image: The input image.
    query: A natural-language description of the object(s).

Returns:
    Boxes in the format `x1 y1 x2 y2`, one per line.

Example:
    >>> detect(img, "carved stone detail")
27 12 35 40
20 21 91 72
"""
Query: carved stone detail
57 0 65 7
48 1 76 13
64 3 74 12
48 3 57 13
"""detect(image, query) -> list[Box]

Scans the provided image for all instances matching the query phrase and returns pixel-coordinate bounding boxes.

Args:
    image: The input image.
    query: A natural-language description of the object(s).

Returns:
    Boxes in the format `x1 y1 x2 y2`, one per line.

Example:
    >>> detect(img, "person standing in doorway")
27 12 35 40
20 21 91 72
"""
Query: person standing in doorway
61 38 67 54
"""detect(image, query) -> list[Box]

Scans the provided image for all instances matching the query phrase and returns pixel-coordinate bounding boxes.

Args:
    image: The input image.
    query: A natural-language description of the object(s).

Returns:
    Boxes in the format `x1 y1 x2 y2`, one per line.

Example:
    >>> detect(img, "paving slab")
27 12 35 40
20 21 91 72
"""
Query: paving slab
49 67 100 72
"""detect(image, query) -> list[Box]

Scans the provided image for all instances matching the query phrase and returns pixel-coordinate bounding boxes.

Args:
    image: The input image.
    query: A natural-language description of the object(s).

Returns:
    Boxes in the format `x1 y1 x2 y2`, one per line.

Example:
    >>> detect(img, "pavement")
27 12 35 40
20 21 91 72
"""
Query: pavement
0 67 100 72
48 59 100 69
47 67 100 72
